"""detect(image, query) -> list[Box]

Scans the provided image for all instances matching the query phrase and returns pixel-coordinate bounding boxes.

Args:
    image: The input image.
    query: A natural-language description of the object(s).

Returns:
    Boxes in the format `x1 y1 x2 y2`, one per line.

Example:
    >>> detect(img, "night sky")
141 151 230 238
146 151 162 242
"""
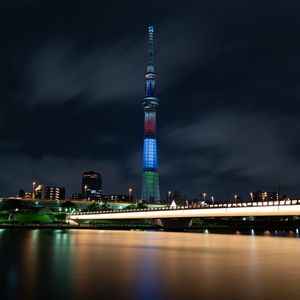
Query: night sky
1 0 300 200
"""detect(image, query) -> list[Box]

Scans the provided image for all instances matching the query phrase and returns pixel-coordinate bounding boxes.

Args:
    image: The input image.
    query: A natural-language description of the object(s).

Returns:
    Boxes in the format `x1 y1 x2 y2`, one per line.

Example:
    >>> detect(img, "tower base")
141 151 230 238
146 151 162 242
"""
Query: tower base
141 171 160 202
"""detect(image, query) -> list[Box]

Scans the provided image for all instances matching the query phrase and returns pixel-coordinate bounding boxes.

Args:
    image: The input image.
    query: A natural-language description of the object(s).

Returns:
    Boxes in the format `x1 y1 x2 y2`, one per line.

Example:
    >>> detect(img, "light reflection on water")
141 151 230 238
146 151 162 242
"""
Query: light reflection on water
1 229 300 300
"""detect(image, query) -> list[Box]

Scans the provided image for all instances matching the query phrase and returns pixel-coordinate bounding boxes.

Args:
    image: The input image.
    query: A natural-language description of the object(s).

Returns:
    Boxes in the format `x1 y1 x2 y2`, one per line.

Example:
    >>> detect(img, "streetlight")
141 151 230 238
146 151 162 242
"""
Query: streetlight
250 192 253 205
32 181 36 200
234 194 237 205
211 196 214 205
129 188 133 202
168 190 171 202
84 185 88 200
203 193 207 202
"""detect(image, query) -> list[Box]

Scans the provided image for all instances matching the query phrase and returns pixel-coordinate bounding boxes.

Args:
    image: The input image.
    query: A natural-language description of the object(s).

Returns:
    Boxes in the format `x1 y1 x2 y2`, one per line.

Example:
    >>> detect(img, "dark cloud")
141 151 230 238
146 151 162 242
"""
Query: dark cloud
161 111 300 193
0 0 299 199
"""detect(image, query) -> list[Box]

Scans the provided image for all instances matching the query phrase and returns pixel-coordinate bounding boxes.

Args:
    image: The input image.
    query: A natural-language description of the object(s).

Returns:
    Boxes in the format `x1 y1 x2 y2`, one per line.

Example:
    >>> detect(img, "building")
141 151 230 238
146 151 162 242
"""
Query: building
71 193 83 200
82 171 102 201
33 184 44 200
251 191 279 202
44 187 65 201
141 26 160 202
18 189 32 199
101 194 129 202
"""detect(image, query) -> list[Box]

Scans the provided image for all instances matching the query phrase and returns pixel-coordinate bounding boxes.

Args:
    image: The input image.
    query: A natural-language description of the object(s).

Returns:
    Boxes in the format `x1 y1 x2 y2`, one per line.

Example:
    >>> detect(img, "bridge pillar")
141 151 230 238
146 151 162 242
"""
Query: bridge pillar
155 218 192 230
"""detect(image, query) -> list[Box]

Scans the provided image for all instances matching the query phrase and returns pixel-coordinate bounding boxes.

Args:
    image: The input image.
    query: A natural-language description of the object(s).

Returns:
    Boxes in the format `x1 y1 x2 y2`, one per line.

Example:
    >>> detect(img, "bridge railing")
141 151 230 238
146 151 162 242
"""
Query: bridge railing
70 199 300 215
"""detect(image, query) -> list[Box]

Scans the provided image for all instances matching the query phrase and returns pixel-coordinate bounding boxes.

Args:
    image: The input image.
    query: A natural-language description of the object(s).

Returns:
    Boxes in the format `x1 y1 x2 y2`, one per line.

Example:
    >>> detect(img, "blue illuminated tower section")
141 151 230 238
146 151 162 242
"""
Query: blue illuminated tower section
141 26 160 202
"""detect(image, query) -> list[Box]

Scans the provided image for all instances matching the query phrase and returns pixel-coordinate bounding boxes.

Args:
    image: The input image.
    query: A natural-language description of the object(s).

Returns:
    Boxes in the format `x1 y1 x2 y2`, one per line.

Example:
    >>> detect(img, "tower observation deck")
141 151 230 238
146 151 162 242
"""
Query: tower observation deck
141 26 160 202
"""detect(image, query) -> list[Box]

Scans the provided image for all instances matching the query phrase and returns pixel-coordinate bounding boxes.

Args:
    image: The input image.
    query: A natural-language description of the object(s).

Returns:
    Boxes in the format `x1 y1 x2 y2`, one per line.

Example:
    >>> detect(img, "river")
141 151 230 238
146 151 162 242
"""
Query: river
1 229 300 300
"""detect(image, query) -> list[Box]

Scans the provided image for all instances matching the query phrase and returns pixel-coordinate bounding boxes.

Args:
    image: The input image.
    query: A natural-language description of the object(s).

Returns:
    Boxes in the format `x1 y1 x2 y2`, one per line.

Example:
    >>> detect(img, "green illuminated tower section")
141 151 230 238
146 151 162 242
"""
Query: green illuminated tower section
141 26 160 202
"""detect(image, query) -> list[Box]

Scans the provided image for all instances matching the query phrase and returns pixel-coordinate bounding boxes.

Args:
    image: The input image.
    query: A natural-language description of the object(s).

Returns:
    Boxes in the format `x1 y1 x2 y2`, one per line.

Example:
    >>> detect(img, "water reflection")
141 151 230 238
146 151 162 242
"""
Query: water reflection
1 230 300 300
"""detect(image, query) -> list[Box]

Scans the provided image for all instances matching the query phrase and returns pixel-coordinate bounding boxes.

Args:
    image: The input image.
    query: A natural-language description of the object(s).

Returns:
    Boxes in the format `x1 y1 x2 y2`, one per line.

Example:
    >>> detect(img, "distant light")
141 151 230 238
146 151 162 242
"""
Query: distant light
251 229 255 235
15 208 18 211
296 228 299 234
148 26 154 32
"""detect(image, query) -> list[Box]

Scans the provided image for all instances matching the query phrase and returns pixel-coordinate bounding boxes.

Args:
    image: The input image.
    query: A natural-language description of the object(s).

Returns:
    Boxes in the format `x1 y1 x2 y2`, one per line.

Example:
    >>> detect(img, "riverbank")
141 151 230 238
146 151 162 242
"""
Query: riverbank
1 220 300 236
0 222 161 230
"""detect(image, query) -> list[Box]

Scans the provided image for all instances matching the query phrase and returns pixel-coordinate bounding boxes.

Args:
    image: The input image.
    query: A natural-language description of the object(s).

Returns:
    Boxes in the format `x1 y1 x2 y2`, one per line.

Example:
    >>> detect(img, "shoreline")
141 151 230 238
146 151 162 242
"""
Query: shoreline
0 223 300 236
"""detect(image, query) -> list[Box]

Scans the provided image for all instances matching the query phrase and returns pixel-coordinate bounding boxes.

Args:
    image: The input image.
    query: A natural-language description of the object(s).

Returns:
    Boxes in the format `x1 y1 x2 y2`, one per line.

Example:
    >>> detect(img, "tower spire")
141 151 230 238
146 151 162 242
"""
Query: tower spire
147 26 154 73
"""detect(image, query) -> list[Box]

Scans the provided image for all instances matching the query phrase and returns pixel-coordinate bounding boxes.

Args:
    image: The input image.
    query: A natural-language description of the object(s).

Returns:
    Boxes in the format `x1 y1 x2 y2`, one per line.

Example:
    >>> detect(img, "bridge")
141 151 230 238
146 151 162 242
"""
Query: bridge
69 199 300 228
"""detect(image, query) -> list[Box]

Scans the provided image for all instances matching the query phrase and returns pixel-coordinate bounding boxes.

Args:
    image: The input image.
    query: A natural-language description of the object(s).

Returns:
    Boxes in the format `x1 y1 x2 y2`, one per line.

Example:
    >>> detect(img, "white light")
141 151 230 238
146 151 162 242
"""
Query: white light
70 205 300 221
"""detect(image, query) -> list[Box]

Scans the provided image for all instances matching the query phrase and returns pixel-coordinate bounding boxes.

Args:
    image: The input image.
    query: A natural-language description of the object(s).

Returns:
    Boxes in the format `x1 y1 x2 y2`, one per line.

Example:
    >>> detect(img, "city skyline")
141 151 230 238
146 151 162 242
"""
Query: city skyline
0 1 300 199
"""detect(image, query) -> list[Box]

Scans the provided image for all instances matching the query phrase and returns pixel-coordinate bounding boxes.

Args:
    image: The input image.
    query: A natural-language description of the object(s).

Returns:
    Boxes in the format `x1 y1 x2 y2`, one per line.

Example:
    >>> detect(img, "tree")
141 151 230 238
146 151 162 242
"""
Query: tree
124 203 147 210
61 201 77 209
87 202 101 211
137 203 147 209
99 201 110 211
1 199 23 211
123 204 137 210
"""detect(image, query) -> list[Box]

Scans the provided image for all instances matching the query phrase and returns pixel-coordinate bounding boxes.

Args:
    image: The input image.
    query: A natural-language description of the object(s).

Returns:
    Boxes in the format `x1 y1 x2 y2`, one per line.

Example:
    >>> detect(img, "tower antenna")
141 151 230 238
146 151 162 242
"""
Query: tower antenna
147 26 154 73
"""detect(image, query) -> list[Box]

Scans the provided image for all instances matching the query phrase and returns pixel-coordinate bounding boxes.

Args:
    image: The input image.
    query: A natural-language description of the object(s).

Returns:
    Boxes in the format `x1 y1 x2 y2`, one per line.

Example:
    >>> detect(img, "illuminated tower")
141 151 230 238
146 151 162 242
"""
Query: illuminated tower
141 26 160 202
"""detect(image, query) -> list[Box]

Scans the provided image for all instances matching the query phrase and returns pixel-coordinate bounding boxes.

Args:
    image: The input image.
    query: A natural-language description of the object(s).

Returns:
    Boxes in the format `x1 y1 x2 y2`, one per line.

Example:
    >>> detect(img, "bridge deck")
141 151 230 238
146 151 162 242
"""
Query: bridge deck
70 200 300 220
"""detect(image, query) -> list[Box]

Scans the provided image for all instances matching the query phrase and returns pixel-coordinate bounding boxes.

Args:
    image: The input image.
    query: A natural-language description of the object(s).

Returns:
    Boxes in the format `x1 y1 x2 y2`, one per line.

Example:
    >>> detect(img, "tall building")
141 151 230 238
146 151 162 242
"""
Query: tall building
44 187 65 201
82 171 102 201
141 26 160 202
